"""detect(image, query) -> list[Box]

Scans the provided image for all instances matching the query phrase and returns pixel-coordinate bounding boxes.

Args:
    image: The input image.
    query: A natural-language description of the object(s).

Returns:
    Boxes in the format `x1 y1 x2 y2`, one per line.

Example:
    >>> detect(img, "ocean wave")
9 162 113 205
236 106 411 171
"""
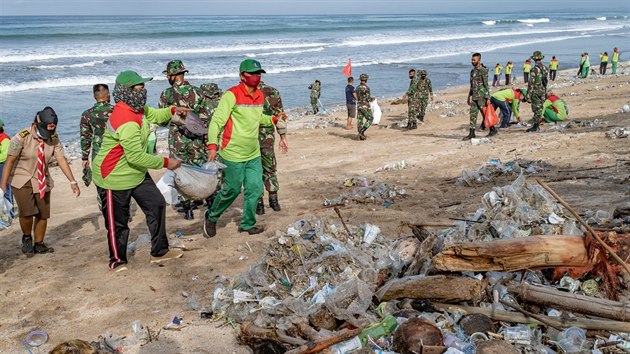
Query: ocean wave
0 75 116 93
517 18 550 24
0 42 329 63
26 60 108 70
339 23 621 48
257 47 325 56
596 17 606 20
482 21 496 25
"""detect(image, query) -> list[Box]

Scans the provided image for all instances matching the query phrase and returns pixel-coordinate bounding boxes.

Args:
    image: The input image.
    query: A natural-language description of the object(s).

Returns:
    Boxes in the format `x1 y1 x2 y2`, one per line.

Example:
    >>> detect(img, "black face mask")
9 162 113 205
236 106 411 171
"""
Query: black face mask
168 77 176 86
409 75 415 80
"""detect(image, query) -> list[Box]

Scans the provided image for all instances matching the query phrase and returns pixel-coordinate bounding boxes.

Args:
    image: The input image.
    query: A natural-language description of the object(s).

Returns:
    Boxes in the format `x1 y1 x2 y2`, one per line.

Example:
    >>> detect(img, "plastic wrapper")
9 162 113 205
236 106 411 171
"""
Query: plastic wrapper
0 189 14 230
156 170 178 205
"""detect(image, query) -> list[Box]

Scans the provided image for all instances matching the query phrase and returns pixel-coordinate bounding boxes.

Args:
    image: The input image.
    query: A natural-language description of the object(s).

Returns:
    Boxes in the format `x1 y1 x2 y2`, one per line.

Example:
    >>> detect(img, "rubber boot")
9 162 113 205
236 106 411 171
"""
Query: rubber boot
256 197 265 215
205 191 217 209
358 127 367 140
487 126 498 137
177 201 194 220
526 123 540 133
269 192 281 212
410 121 418 130
462 128 476 141
405 120 412 129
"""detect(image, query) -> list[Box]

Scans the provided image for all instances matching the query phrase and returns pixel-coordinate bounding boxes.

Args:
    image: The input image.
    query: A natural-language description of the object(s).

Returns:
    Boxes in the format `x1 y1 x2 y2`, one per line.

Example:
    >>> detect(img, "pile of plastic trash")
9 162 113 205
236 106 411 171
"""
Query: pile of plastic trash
205 174 629 354
455 159 552 186
323 177 407 206
446 174 581 243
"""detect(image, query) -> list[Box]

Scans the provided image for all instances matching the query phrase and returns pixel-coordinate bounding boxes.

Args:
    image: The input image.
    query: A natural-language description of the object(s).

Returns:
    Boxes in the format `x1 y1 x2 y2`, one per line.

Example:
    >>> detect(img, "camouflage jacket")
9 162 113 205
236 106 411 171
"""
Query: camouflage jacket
526 62 548 100
406 77 419 100
309 81 321 99
356 83 372 109
416 78 433 100
80 101 113 161
258 82 287 135
203 97 221 120
158 80 210 123
469 64 489 102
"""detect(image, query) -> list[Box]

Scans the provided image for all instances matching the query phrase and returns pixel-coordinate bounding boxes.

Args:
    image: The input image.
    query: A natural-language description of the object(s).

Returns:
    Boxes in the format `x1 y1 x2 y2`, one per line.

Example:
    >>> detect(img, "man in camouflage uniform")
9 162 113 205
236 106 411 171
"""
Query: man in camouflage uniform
403 69 419 129
158 60 210 220
415 69 434 126
356 73 374 141
80 84 113 185
200 83 223 119
465 52 495 140
524 51 548 133
308 80 321 114
256 81 288 215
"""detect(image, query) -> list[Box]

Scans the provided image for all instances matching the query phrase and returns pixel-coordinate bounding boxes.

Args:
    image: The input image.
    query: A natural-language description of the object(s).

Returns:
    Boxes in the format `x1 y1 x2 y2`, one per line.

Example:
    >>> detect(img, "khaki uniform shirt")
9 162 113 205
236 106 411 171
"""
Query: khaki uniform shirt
7 126 64 192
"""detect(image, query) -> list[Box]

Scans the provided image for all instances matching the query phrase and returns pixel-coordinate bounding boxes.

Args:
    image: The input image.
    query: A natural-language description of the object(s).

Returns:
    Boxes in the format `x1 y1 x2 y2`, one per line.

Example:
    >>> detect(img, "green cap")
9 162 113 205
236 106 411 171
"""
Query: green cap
239 59 266 74
520 88 527 98
115 70 153 87
531 50 545 60
0 119 4 127
359 73 369 81
163 60 189 76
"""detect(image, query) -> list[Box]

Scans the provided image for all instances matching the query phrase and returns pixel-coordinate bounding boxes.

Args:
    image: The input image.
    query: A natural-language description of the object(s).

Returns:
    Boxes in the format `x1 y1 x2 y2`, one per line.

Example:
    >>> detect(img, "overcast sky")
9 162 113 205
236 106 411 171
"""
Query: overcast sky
1 0 628 16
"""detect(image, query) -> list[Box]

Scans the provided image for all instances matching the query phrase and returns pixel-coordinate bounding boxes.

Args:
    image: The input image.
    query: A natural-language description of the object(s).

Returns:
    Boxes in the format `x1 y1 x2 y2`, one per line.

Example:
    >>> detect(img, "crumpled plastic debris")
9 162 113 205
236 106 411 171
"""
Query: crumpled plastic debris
456 159 552 186
324 177 407 206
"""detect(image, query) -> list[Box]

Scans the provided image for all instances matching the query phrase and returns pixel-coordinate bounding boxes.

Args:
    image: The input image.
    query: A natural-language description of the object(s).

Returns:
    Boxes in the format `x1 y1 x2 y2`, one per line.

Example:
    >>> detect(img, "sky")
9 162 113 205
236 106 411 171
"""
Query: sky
1 0 628 16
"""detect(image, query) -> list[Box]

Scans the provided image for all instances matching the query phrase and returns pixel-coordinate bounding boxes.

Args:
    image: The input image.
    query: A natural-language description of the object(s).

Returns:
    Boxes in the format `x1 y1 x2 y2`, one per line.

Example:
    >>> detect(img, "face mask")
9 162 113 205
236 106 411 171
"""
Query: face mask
409 75 414 80
113 84 147 113
420 75 426 79
242 74 261 87
168 77 176 86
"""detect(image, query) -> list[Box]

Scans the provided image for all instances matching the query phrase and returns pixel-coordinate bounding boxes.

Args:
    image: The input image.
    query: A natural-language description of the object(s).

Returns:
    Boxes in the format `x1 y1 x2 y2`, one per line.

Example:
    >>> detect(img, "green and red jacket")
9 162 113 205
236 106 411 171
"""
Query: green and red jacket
0 132 10 163
92 102 174 190
543 95 568 120
207 83 276 162
491 88 523 119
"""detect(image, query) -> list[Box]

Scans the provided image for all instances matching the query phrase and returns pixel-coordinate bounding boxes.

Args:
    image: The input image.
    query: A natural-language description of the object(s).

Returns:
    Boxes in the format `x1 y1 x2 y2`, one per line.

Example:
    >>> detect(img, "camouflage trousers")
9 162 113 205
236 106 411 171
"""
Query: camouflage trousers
357 106 374 130
168 127 208 166
259 127 279 193
418 98 429 121
311 97 319 113
469 99 486 129
407 98 420 123
530 94 545 125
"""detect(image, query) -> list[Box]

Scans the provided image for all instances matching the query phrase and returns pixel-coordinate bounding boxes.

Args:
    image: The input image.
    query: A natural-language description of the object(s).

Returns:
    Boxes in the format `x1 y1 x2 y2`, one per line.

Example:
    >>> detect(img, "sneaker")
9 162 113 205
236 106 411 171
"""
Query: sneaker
238 226 265 235
150 249 184 264
21 235 34 254
109 261 128 272
33 242 54 254
203 212 217 238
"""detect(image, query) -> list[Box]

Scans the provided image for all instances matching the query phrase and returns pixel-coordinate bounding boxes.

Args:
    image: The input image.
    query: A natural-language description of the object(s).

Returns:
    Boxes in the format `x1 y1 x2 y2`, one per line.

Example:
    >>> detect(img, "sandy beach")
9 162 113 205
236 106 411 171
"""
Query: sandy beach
1 64 629 353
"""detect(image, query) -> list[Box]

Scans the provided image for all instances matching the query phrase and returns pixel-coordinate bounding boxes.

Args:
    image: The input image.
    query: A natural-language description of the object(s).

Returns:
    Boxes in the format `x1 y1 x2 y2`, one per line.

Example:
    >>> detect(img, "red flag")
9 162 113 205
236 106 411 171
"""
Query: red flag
342 58 352 78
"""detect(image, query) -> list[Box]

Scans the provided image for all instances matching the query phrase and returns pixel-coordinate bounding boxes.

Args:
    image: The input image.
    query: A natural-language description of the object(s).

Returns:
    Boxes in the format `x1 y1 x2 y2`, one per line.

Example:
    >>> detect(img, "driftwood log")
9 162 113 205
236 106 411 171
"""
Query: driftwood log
508 283 630 322
432 236 595 272
284 328 361 354
434 303 630 333
376 275 483 303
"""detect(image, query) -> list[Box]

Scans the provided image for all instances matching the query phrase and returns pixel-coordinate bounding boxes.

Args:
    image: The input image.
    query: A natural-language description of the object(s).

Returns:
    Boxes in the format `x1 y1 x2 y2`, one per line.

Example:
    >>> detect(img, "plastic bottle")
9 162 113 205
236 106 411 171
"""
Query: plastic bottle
444 334 475 354
329 336 362 354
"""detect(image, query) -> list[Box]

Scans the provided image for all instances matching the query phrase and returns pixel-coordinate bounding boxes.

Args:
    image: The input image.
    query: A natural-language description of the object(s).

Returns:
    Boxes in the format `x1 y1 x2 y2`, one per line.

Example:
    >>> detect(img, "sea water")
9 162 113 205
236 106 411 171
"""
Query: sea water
0 13 628 142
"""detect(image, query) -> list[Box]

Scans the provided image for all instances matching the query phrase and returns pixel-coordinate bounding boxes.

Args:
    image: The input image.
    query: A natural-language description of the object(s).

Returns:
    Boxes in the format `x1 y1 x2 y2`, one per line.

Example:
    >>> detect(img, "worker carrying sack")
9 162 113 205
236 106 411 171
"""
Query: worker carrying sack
173 161 226 201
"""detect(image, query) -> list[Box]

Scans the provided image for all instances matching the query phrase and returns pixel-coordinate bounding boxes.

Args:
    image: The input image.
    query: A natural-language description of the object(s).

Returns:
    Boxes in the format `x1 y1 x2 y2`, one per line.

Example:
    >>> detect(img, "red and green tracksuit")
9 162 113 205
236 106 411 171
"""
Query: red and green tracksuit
543 95 568 122
92 102 175 267
206 82 277 230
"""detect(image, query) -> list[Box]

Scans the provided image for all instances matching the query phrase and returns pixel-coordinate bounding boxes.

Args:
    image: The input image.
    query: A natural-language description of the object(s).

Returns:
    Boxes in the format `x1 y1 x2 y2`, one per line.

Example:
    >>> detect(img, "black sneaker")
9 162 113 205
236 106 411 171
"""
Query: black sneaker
203 211 217 238
21 235 34 254
33 242 54 254
109 261 128 272
238 226 265 235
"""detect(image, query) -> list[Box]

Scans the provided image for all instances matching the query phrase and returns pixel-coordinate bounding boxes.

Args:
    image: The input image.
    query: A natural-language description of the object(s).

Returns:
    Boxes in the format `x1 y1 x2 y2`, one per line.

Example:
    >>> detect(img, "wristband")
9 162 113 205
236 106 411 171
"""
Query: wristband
70 181 78 185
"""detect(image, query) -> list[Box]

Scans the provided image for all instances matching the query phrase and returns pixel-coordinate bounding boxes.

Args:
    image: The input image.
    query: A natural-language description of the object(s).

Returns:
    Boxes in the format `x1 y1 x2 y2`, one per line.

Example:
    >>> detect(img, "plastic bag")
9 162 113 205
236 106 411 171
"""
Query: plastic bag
482 103 499 128
0 189 14 230
371 98 382 125
173 162 225 201
156 170 178 205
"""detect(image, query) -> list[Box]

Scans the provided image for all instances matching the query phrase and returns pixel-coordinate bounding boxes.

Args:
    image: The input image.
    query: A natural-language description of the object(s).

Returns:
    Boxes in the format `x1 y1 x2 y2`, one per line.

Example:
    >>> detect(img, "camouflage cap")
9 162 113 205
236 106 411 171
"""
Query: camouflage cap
200 83 222 97
163 60 189 76
531 51 545 60
419 70 427 76
359 73 369 81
